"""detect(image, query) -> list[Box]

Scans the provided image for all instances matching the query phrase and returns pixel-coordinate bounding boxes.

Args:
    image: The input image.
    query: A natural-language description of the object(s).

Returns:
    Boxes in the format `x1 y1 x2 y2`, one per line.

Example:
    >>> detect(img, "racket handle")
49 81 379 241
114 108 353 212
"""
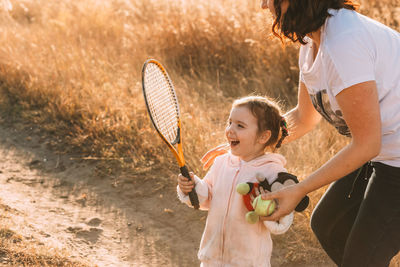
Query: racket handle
180 166 200 209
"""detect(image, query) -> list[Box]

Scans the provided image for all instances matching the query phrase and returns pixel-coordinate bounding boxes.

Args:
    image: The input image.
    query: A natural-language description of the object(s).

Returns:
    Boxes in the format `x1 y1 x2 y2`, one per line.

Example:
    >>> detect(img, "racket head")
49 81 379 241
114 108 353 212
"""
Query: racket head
142 59 184 165
142 59 181 144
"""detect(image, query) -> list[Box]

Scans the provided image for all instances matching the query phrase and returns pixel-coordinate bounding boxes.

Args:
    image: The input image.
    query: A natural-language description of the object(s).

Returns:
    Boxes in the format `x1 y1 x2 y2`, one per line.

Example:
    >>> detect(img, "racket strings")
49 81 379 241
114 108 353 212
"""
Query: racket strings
144 64 179 144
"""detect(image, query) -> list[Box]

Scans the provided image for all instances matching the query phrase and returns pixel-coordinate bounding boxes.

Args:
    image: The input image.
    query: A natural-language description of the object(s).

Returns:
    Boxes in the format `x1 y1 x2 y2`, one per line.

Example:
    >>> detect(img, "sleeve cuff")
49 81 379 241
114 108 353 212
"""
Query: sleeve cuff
331 76 375 96
176 175 209 206
263 212 294 235
176 185 190 203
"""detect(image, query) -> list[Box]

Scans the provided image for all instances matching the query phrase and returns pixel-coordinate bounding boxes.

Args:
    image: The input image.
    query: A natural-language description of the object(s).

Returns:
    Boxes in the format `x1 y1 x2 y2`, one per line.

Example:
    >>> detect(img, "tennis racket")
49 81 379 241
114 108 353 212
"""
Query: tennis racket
141 59 200 209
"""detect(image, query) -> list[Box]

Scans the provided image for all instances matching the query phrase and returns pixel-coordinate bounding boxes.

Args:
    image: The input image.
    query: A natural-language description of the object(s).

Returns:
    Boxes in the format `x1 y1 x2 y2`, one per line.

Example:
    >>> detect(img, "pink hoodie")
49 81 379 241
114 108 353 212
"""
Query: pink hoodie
177 152 292 267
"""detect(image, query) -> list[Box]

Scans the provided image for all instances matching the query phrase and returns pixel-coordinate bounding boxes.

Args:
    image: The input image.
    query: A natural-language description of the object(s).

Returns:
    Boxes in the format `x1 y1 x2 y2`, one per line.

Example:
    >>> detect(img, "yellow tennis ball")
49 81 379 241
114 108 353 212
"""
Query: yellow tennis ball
252 195 276 216
245 211 259 224
236 183 250 195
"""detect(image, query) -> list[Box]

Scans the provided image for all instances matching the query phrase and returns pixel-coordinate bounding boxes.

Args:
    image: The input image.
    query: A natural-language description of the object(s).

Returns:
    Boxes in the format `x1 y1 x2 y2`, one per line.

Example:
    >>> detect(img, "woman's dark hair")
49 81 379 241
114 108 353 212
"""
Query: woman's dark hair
272 0 359 44
232 96 287 150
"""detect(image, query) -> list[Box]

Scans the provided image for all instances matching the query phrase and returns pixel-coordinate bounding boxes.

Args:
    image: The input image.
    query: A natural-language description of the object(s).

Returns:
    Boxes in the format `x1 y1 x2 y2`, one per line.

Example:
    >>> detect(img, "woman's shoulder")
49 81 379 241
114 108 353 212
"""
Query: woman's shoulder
321 8 378 56
324 8 364 39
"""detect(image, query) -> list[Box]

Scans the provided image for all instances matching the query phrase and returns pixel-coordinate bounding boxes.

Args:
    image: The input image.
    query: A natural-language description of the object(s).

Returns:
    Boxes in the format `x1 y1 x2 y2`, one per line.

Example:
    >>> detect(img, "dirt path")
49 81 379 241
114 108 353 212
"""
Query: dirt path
0 124 132 266
0 121 206 266
0 121 339 267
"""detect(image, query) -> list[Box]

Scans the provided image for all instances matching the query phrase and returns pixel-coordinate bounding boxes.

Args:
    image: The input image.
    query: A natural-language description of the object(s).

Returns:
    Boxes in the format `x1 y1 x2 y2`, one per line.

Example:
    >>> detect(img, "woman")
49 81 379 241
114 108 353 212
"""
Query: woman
259 0 400 266
202 0 399 266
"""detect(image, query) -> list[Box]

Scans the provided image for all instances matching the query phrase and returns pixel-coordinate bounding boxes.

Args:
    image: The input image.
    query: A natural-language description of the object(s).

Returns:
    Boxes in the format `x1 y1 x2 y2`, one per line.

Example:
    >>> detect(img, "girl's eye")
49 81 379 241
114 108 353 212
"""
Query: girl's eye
238 124 244 128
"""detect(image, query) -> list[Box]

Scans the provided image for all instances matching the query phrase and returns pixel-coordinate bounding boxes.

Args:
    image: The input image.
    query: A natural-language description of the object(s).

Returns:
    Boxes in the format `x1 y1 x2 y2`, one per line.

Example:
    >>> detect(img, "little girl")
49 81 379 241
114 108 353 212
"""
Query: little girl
177 96 293 267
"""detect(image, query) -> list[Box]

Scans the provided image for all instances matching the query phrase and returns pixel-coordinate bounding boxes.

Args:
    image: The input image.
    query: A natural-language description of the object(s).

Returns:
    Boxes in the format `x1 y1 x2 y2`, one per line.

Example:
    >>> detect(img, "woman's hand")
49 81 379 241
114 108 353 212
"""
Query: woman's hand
177 172 195 195
250 187 272 222
200 143 229 170
260 183 306 221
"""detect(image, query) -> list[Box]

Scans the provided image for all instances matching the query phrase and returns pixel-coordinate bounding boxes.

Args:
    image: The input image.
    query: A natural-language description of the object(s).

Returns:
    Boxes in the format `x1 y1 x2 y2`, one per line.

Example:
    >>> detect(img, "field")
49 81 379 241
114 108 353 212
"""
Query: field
0 0 399 266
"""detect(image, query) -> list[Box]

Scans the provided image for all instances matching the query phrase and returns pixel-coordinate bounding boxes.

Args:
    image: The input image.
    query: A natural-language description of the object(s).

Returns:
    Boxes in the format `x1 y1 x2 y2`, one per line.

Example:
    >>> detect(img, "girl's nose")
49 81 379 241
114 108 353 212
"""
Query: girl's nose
225 124 234 135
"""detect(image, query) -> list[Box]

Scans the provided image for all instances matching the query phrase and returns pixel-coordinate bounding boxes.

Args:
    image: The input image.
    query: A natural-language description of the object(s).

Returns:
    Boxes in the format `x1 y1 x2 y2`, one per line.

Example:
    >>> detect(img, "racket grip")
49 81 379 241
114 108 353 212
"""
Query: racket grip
180 166 200 209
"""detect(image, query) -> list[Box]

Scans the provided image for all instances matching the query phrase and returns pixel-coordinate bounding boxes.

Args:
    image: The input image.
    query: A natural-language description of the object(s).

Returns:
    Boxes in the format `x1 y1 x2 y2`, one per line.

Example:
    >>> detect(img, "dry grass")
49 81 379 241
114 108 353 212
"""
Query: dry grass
0 0 398 265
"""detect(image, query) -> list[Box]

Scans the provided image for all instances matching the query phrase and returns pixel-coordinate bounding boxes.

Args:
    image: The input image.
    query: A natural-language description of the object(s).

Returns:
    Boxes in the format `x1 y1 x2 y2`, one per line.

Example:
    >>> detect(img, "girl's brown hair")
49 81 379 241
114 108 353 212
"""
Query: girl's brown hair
272 0 359 44
232 96 288 149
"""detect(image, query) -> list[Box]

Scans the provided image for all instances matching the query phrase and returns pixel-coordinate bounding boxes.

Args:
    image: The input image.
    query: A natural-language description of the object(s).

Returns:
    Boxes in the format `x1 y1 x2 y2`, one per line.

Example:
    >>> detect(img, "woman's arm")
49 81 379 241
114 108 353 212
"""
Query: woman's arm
263 80 381 220
283 81 322 144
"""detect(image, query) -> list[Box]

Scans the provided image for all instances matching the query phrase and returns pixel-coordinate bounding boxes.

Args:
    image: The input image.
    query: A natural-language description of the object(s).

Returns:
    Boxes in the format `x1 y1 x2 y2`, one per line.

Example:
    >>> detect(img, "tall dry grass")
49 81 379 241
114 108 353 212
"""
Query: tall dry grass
0 0 398 265
0 0 303 170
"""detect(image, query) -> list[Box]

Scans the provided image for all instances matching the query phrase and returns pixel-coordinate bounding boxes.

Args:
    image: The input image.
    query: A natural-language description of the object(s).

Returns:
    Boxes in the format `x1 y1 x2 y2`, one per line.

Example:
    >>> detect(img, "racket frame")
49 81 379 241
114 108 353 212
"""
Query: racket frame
142 59 186 167
141 59 199 209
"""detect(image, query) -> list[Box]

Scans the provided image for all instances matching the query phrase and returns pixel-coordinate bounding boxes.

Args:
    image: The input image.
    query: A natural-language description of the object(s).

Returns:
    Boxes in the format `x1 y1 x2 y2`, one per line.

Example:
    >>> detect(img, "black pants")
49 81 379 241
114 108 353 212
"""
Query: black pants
310 162 400 267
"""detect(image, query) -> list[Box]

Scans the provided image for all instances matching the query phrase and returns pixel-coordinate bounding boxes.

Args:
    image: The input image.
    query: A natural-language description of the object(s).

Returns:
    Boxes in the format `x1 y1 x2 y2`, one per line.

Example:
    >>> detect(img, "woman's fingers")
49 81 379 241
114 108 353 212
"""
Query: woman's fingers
261 189 280 201
200 143 229 163
260 185 304 221
261 192 286 221
258 215 270 222
202 156 216 170
201 144 229 170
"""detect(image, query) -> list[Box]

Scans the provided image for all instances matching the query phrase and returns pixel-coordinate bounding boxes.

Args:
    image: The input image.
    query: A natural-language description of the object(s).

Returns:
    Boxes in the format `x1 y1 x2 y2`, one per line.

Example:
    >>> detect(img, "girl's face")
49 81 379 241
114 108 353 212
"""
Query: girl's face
225 106 270 162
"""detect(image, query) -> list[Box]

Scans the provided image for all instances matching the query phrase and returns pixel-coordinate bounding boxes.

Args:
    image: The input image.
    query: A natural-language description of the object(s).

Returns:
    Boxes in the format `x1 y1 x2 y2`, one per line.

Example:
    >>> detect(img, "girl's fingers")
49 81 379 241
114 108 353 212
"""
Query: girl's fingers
179 182 195 193
177 173 196 195
177 175 194 192
178 173 194 182
179 178 193 185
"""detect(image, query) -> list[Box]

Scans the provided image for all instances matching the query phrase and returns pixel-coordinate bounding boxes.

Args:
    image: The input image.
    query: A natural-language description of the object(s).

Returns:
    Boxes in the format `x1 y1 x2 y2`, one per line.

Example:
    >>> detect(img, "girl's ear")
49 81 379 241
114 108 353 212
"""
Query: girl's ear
258 130 271 145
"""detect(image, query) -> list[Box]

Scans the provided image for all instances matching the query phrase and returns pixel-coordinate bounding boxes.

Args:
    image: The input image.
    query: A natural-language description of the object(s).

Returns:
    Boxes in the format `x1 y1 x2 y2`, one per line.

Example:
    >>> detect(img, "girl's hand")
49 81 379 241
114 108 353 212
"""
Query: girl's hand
200 143 230 170
177 172 195 195
260 183 306 221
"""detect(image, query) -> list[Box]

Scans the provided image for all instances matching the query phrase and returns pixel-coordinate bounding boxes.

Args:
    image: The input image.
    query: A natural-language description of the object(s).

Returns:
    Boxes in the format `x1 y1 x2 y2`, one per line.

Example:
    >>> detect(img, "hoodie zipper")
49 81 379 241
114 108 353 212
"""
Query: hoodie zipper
220 167 241 264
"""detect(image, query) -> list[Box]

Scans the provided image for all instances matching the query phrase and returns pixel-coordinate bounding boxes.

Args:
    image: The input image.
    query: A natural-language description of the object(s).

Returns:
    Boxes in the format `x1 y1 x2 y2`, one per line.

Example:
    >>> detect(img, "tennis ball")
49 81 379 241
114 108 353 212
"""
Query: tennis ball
236 183 250 195
245 211 259 224
252 195 276 216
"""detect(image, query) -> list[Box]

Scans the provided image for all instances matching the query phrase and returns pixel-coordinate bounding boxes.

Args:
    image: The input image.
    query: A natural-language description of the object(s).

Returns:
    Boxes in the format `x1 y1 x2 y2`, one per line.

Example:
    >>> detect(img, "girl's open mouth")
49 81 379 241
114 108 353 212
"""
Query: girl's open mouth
230 140 240 147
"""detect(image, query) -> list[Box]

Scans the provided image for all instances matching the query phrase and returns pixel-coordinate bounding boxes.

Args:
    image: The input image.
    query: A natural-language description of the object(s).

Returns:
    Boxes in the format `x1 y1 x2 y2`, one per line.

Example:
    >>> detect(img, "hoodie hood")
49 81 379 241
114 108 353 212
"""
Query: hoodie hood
227 151 286 168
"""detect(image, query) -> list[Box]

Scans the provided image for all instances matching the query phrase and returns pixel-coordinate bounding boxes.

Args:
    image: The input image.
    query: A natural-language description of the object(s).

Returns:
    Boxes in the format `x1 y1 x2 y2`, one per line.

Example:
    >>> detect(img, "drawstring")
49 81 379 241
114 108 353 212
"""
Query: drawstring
347 162 372 198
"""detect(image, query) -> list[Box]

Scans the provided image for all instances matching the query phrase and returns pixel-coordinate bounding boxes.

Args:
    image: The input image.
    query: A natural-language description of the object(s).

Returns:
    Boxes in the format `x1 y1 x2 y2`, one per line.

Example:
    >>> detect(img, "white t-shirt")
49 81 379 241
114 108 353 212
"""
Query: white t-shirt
299 8 400 167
